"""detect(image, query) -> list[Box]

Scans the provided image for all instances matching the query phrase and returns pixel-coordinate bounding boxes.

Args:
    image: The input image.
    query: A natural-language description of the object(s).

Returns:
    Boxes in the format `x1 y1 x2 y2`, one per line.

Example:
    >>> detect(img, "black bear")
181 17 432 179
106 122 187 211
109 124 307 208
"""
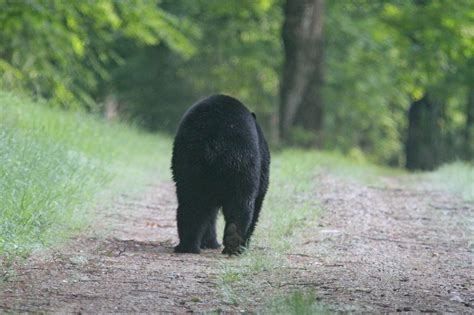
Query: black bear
171 95 270 255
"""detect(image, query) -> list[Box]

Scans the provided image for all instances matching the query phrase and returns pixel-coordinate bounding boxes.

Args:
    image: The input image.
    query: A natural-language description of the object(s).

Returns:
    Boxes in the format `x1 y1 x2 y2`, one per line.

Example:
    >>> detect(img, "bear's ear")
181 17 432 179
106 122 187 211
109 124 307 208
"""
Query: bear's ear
251 112 257 120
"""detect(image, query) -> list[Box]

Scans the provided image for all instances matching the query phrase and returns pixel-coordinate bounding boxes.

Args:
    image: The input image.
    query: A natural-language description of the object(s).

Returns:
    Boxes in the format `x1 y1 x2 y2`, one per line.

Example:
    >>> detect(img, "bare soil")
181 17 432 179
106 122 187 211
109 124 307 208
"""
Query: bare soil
1 173 473 313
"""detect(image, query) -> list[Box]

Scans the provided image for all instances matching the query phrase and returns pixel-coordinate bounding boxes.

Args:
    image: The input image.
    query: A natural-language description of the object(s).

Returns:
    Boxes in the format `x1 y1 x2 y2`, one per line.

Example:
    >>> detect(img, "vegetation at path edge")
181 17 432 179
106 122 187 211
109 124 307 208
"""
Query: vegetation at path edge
425 162 474 202
0 92 171 258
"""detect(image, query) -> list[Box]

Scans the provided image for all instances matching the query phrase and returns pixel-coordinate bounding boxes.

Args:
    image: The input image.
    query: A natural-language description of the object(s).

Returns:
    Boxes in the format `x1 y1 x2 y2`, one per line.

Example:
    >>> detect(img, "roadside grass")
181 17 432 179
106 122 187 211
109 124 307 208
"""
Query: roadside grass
263 291 330 315
309 150 405 185
424 161 474 202
0 92 171 260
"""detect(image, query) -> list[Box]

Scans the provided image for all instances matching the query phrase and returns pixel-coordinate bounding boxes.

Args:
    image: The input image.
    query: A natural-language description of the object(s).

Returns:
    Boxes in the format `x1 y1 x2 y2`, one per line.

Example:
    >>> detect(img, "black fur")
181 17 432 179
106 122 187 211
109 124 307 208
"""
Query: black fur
171 95 270 255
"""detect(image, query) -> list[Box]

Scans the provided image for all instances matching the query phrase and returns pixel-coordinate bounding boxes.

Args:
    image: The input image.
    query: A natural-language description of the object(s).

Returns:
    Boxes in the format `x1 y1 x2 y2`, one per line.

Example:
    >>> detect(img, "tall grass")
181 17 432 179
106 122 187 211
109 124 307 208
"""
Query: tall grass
0 127 104 255
0 92 171 257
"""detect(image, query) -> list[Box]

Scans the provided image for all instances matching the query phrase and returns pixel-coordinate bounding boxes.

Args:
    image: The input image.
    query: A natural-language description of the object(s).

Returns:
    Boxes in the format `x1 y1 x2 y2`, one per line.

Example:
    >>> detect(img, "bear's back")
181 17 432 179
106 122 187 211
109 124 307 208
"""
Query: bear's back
172 95 261 182
175 95 258 148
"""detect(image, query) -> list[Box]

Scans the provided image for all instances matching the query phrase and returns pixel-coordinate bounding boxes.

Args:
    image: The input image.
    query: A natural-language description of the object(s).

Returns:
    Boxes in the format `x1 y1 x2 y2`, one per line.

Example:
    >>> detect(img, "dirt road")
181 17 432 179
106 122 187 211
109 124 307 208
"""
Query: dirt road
1 173 472 313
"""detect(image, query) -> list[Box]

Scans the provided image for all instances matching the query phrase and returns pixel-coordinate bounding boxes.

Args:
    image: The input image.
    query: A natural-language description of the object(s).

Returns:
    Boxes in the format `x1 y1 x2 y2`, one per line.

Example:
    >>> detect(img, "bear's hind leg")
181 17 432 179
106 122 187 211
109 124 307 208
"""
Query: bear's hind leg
244 196 263 248
222 198 254 255
200 208 221 249
174 200 213 254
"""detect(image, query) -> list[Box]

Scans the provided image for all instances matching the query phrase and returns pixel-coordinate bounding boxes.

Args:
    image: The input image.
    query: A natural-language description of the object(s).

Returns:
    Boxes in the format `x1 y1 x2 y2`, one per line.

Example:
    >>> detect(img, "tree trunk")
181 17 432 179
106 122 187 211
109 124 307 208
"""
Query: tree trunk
405 95 444 170
279 0 325 146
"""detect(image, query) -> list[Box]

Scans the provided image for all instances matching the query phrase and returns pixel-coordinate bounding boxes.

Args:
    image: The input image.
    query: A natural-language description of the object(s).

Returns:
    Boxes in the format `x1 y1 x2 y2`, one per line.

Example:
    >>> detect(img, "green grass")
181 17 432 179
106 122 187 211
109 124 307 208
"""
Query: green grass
424 161 474 202
308 149 405 185
262 292 330 315
0 92 172 258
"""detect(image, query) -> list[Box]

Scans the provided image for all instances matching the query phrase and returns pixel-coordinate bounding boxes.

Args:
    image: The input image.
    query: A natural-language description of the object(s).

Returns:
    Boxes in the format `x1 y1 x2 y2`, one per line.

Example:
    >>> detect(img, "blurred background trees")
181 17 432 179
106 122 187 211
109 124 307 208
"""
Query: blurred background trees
0 0 194 109
1 0 473 170
279 0 324 147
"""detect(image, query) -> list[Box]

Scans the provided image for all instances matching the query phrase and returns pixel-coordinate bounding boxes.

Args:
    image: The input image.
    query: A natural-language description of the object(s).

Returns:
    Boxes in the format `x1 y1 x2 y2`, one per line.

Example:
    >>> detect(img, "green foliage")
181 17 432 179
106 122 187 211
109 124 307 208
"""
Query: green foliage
324 1 407 165
379 0 474 94
381 0 474 165
288 126 317 148
0 0 193 109
324 0 474 165
1 0 473 166
0 92 171 257
175 0 282 117
111 0 472 165
110 0 282 131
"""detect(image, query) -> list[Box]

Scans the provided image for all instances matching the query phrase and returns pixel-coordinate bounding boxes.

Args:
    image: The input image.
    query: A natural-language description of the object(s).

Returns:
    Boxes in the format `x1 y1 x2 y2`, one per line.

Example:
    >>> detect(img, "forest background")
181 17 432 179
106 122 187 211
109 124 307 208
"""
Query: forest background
1 0 473 169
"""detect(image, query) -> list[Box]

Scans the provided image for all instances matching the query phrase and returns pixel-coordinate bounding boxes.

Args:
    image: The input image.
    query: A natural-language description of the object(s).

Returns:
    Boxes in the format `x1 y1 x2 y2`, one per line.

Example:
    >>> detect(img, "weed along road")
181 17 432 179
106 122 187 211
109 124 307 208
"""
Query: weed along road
1 167 472 313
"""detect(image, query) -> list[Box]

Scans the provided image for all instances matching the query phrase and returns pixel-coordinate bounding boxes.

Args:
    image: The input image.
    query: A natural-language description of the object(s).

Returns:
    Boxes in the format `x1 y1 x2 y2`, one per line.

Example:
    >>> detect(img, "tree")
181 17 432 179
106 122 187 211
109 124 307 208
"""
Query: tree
405 96 444 170
0 0 193 109
279 0 325 146
378 0 474 169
